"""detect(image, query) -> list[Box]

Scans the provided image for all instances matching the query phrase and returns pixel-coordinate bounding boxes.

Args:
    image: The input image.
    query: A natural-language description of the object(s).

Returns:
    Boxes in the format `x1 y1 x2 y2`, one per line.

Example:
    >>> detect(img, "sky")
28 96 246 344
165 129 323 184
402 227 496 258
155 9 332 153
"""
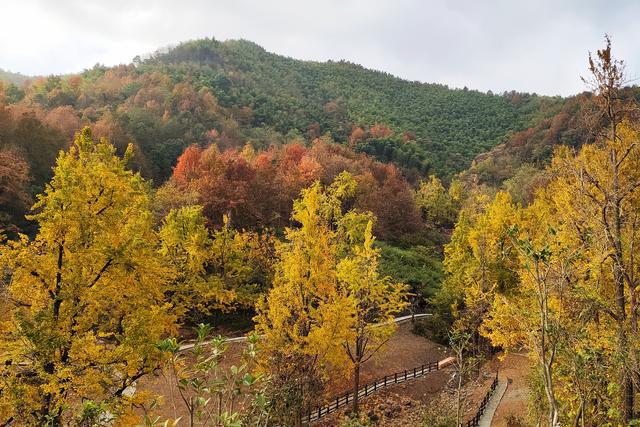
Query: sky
1 0 638 96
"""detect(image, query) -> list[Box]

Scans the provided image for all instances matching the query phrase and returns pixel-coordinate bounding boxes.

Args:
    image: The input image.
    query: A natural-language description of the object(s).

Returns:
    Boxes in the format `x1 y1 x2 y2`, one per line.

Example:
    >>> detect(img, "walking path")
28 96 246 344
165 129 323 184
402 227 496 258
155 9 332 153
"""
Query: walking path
124 313 434 398
478 378 508 427
178 312 432 350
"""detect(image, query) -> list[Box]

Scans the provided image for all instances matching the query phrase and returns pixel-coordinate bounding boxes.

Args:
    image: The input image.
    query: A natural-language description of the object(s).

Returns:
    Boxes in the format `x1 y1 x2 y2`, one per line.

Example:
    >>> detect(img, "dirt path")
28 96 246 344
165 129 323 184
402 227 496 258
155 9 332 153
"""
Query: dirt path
478 378 507 427
137 320 449 422
485 352 531 426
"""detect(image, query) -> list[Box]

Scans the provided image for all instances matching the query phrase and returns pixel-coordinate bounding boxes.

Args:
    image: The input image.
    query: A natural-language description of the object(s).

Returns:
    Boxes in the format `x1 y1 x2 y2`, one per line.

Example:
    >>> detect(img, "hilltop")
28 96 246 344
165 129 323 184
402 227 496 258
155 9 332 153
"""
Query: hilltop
0 68 30 85
1 38 565 182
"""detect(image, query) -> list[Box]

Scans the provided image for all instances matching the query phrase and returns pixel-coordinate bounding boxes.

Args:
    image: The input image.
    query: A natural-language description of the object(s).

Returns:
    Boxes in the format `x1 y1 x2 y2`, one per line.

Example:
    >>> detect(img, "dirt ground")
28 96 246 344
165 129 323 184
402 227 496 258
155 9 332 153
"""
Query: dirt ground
135 320 453 423
489 352 531 426
136 323 535 426
335 321 452 394
451 351 531 427
322 350 532 426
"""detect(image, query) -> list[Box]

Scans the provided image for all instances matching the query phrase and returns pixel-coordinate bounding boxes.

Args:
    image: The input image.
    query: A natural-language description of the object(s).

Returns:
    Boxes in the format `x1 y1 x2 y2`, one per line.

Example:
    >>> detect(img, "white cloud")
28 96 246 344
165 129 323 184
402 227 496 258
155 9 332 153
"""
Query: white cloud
0 0 637 95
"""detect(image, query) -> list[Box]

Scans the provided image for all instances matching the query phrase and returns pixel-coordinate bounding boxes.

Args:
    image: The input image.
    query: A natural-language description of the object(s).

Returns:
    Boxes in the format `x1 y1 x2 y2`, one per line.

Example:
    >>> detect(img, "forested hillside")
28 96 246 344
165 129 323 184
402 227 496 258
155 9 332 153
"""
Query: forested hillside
0 68 29 86
0 38 562 186
460 86 640 204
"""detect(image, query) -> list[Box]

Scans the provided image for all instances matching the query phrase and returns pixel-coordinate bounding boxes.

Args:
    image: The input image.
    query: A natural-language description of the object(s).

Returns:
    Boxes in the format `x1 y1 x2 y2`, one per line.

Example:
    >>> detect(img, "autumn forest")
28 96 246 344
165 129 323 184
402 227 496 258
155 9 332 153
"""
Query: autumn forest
1 22 640 427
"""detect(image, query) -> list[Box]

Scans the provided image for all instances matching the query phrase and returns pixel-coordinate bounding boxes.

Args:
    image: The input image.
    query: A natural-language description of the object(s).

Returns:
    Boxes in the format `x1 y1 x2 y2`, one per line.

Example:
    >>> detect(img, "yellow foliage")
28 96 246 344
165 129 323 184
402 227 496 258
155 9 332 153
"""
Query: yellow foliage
254 172 408 420
0 128 175 424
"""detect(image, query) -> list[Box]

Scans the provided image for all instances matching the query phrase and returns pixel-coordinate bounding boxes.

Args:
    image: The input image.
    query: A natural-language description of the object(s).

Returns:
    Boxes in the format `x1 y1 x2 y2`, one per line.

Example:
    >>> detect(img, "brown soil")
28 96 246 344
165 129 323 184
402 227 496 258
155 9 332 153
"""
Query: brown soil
135 341 246 422
449 351 531 427
339 321 452 394
331 350 532 426
489 352 531 426
135 320 452 423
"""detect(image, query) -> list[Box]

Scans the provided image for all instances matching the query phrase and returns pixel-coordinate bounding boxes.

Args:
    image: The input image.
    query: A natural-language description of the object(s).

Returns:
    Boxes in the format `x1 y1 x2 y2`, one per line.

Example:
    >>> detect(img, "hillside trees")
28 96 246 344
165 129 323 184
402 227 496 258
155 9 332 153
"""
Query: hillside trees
2 37 559 183
0 148 31 233
0 103 66 191
159 206 275 324
338 221 408 413
415 175 460 227
168 139 422 241
0 128 175 424
441 38 640 426
254 172 408 424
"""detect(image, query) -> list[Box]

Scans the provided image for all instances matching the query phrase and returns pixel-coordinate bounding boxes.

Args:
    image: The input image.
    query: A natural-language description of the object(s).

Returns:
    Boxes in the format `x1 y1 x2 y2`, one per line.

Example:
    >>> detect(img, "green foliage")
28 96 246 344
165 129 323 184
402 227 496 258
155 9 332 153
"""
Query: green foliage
158 324 267 426
159 207 275 324
415 175 460 227
144 38 559 177
2 38 563 184
376 242 443 300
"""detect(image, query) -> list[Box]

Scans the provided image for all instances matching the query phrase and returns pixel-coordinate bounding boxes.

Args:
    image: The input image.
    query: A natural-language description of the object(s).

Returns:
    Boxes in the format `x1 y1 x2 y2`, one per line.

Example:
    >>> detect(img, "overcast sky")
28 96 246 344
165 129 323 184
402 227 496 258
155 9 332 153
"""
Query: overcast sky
1 0 638 96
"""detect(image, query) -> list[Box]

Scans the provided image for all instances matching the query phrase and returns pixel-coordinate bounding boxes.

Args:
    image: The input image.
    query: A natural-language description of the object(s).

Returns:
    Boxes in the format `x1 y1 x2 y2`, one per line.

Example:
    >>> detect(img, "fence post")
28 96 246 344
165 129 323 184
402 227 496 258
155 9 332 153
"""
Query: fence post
305 360 440 423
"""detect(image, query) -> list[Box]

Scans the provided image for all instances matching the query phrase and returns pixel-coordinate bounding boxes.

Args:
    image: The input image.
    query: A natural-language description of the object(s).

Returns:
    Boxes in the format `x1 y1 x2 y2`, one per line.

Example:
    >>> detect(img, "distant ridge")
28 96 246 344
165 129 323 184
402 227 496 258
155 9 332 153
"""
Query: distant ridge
0 68 31 85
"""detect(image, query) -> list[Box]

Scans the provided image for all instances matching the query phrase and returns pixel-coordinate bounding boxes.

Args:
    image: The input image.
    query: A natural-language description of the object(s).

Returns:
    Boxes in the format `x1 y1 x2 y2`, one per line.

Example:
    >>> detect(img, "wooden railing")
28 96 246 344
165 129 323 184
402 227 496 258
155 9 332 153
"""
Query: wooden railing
464 371 499 427
304 361 440 424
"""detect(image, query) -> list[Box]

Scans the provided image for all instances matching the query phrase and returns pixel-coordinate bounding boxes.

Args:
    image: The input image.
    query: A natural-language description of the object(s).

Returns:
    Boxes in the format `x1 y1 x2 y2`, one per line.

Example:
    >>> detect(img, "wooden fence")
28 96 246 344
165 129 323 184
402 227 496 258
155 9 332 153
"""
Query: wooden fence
464 371 499 427
304 360 440 424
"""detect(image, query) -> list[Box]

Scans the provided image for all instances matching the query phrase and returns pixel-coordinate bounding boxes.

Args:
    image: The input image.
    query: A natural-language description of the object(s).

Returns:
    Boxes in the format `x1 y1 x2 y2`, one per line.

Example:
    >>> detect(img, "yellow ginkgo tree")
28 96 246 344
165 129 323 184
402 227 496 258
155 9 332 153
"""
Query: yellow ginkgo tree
0 128 176 424
254 172 355 425
254 172 408 424
337 220 408 414
159 206 275 324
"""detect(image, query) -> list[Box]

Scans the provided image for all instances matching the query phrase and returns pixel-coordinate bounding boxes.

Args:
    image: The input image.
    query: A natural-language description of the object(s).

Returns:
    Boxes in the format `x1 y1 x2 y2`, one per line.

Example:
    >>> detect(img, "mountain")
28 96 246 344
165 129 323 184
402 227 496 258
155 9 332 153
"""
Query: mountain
0 38 565 183
461 86 640 204
0 68 31 85
142 39 565 177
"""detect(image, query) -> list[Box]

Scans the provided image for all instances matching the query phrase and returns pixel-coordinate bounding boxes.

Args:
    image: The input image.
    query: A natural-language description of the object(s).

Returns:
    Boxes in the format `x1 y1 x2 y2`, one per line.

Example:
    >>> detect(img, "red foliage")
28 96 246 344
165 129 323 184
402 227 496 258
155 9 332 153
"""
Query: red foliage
169 139 422 239
402 131 416 142
349 126 368 146
368 123 394 139
43 106 82 139
173 144 203 186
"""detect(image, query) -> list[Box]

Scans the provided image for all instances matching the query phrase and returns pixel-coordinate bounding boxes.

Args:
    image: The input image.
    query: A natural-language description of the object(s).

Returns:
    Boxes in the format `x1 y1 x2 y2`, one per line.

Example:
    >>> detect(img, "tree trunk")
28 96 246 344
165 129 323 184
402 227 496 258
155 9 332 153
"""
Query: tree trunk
612 176 633 422
457 367 463 426
352 363 360 414
542 360 560 427
189 397 194 427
